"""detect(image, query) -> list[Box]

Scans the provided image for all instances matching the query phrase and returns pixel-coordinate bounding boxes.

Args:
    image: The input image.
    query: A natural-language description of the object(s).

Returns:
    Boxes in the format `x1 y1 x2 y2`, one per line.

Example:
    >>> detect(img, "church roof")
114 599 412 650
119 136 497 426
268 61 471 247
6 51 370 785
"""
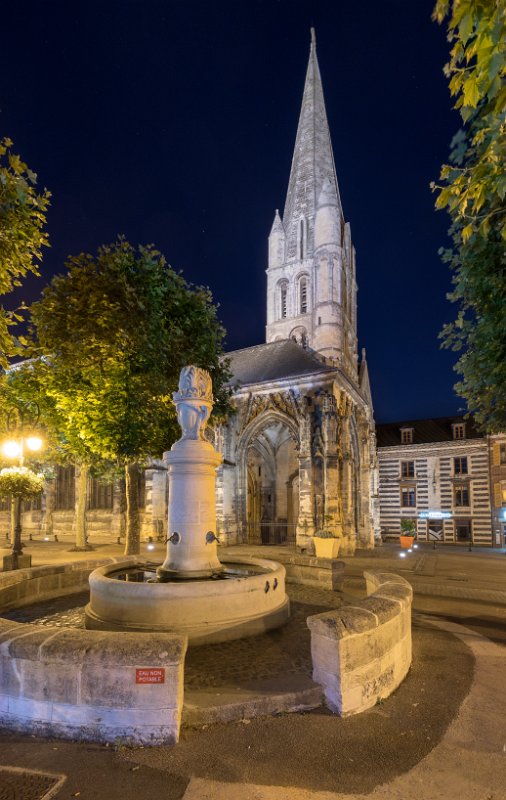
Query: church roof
225 339 334 387
282 28 343 259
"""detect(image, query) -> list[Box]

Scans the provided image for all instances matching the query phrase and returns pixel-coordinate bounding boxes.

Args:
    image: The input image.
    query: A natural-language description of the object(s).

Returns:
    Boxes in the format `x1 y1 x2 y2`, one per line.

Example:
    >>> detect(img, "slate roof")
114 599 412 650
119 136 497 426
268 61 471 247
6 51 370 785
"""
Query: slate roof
225 340 334 387
376 416 483 447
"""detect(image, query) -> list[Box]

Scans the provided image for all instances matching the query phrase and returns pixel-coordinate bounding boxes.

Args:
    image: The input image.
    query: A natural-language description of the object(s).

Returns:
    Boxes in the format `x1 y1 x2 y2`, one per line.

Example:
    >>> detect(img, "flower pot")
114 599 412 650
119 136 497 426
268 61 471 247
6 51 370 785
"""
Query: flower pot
399 535 415 549
314 537 340 558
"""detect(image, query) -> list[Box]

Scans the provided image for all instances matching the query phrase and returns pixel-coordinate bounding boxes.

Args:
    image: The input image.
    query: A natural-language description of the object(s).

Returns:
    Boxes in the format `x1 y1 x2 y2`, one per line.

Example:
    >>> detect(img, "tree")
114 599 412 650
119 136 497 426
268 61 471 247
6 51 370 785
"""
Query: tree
28 238 230 554
432 0 506 431
0 138 50 367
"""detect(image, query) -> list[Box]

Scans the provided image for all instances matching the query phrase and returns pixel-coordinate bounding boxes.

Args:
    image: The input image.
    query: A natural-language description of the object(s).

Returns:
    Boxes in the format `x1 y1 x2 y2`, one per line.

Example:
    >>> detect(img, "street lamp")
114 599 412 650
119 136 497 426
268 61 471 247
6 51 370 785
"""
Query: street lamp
1 402 44 570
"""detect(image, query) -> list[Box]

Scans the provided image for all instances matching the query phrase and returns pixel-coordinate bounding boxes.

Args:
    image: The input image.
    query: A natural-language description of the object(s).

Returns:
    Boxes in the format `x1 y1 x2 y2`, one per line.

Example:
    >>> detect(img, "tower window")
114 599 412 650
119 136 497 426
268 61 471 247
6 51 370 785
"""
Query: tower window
280 284 287 319
300 278 307 314
299 219 305 259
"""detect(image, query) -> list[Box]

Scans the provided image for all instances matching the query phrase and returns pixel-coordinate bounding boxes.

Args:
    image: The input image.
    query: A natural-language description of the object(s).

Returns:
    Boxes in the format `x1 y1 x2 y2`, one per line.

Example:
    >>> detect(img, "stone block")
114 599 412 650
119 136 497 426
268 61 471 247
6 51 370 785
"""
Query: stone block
0 584 21 610
359 595 401 623
307 611 348 640
22 661 78 704
79 664 180 709
7 626 59 659
7 694 53 721
338 605 378 634
0 655 22 695
37 574 61 594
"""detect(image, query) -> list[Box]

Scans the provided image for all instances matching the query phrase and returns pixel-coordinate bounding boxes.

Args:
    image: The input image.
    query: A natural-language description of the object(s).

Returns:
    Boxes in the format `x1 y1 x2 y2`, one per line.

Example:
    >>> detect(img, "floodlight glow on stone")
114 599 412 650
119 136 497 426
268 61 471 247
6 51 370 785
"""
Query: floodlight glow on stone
26 436 42 452
2 440 20 459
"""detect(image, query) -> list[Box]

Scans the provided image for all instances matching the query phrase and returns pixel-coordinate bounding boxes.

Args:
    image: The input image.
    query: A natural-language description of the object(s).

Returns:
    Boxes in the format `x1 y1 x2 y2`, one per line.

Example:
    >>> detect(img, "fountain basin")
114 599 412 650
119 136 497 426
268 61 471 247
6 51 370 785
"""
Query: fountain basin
85 557 289 645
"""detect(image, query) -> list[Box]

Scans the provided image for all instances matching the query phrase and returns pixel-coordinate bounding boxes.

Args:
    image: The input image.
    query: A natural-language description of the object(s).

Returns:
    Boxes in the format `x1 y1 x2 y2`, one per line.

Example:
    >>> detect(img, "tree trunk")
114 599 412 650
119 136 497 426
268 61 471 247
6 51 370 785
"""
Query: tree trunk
74 463 90 550
124 461 141 556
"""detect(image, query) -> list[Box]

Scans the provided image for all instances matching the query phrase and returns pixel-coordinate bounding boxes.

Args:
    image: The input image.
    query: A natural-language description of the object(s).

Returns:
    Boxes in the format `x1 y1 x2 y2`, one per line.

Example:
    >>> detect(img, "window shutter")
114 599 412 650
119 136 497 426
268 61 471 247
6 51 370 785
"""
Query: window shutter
494 482 502 508
493 442 501 466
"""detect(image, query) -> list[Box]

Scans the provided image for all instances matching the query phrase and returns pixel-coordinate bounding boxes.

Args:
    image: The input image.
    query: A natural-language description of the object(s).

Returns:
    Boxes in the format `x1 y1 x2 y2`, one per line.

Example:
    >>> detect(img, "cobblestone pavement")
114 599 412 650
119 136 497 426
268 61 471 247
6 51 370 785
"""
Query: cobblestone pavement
4 585 341 687
4 593 88 629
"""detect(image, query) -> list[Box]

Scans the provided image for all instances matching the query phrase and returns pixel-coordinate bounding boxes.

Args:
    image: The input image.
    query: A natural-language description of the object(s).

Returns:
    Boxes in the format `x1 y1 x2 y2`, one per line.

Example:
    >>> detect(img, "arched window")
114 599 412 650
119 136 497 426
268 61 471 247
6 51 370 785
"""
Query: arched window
280 283 288 319
299 277 308 314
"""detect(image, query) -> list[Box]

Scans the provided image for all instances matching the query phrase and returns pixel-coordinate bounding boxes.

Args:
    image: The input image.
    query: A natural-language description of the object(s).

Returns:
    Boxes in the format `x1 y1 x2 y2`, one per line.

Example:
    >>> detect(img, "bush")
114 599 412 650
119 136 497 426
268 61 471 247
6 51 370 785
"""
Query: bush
400 519 416 536
0 466 44 498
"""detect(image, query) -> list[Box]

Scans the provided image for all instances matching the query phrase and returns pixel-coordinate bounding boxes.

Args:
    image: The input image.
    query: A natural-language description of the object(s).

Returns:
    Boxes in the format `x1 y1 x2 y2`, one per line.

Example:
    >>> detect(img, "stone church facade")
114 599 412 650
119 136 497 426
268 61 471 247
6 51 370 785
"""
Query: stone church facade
215 32 379 555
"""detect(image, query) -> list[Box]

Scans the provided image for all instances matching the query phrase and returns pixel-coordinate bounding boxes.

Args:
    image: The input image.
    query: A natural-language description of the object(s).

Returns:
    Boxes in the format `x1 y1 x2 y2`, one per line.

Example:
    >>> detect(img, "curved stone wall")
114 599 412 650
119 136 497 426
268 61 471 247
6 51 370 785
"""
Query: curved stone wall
307 570 412 716
0 560 187 745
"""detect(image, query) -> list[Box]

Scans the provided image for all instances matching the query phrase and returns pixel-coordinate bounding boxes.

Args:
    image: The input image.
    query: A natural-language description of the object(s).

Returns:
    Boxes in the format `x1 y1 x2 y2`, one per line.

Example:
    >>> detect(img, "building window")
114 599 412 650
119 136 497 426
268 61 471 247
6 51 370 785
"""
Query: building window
55 465 76 510
455 519 471 541
88 479 114 510
452 423 466 440
493 481 506 507
454 484 470 507
401 461 415 478
0 497 11 512
400 486 416 507
454 456 468 475
500 444 506 465
400 427 414 444
280 284 287 319
300 278 308 314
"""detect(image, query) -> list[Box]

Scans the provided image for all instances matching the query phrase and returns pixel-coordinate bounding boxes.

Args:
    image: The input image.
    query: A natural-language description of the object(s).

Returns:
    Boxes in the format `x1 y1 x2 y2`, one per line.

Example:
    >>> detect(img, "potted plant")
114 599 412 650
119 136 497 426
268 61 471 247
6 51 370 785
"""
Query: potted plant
399 519 416 549
313 530 341 558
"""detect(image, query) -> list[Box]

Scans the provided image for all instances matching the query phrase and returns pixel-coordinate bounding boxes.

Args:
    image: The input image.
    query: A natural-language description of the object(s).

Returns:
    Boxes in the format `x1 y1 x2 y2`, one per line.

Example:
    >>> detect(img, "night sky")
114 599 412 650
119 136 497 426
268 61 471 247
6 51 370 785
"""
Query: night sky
1 1 463 423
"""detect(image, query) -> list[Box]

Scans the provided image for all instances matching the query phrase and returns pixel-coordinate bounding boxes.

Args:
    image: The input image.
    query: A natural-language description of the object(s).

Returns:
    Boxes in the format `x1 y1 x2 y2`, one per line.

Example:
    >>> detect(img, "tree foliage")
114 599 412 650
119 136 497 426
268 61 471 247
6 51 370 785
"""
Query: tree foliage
0 138 50 367
27 238 231 553
433 0 506 432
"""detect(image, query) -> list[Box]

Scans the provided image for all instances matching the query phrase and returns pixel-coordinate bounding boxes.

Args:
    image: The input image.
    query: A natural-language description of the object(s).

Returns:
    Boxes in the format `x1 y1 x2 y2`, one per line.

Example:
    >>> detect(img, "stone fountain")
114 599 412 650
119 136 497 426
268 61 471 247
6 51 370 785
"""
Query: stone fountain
85 366 290 644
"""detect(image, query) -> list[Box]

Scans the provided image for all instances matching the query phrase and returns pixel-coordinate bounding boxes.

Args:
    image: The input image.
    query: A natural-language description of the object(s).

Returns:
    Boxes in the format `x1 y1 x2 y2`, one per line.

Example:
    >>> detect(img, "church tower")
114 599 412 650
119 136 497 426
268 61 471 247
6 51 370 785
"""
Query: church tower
266 29 358 378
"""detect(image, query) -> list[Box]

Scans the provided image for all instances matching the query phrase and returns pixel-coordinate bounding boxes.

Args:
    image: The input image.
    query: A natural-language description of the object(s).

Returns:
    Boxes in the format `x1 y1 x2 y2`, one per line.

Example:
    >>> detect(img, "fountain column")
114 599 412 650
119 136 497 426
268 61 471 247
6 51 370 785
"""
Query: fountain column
158 366 223 580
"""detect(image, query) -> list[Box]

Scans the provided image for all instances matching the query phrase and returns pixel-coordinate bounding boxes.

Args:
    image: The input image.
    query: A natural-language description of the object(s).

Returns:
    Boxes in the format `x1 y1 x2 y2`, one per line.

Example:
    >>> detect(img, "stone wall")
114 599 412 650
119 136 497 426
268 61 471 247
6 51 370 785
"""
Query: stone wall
307 570 412 716
0 561 187 745
270 552 345 591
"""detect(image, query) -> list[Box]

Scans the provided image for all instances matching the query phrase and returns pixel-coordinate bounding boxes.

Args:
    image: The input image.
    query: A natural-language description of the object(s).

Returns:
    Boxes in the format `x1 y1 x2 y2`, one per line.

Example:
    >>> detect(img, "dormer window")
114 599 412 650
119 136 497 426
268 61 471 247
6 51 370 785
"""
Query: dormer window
400 427 414 445
300 278 308 314
452 422 466 440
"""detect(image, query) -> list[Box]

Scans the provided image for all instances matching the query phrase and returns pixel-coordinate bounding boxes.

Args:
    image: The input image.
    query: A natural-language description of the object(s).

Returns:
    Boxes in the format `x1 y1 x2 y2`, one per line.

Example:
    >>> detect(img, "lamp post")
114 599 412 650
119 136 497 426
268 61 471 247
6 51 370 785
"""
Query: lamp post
1 402 43 571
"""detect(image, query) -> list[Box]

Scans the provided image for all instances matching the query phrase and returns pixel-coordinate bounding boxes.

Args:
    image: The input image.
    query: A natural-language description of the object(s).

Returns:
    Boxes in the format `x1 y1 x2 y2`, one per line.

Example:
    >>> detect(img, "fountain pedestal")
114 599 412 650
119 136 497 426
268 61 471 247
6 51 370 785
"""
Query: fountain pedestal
158 438 223 579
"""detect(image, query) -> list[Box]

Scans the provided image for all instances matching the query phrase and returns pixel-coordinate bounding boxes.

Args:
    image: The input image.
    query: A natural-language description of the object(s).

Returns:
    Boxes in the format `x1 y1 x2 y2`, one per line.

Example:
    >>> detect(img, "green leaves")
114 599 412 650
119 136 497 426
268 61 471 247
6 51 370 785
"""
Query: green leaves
0 137 50 367
28 238 231 465
434 1 506 433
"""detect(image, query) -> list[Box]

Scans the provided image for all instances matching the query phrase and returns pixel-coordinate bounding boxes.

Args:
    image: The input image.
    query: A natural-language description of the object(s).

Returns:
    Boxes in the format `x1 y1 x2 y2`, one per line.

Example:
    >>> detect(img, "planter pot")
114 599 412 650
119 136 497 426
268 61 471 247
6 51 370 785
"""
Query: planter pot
399 535 415 549
314 537 340 559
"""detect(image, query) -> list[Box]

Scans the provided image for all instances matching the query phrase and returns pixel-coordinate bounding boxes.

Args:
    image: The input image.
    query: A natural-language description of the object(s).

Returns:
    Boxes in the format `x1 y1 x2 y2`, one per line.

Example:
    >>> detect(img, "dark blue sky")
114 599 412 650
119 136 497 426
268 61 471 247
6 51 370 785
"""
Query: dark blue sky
1 1 463 422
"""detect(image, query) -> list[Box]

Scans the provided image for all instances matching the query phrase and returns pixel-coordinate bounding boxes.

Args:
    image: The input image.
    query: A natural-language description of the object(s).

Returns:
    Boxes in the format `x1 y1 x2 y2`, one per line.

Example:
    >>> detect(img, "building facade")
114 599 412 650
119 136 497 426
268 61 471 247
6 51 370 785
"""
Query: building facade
490 433 506 546
377 417 495 547
215 31 378 555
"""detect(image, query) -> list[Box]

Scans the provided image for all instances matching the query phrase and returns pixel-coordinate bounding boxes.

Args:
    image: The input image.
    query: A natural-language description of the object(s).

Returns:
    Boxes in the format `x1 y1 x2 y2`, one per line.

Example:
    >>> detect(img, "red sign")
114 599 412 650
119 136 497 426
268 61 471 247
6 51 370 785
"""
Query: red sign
136 668 165 684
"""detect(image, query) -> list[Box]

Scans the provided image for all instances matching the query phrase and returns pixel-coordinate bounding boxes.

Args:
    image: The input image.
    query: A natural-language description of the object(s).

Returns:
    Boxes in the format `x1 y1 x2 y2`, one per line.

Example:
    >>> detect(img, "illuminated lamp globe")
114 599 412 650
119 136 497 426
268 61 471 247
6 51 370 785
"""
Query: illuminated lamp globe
2 440 21 459
26 436 43 452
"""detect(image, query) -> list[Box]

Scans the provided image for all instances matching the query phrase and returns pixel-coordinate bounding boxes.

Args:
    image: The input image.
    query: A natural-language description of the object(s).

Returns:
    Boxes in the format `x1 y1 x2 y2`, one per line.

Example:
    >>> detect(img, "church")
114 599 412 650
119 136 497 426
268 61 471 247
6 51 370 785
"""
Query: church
1 32 379 554
216 31 379 555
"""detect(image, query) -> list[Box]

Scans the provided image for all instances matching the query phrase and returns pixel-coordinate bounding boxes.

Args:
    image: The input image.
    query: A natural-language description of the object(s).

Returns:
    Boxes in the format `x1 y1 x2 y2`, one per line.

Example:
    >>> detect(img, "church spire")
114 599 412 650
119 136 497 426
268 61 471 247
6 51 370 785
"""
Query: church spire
282 29 343 261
